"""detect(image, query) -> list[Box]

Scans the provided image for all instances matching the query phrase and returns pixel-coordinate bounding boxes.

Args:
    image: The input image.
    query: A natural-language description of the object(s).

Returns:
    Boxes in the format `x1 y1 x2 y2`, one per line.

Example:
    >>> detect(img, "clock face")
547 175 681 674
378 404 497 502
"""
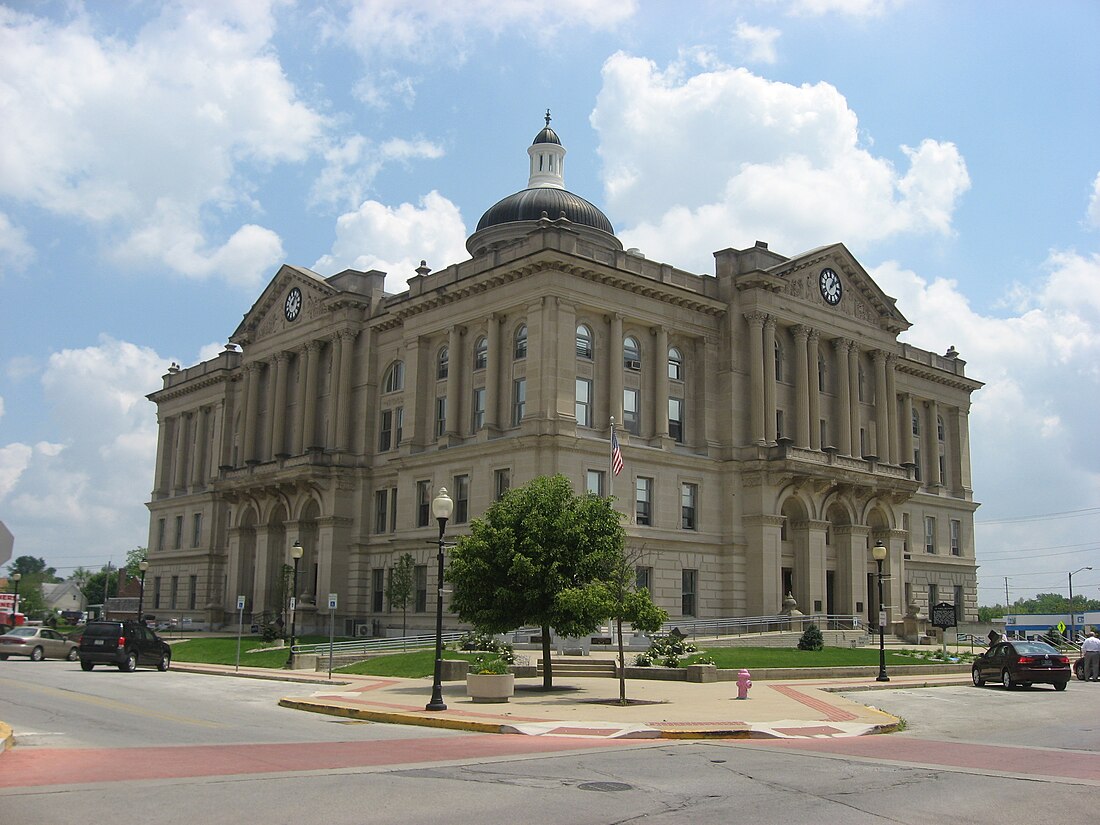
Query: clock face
819 268 842 306
284 287 302 322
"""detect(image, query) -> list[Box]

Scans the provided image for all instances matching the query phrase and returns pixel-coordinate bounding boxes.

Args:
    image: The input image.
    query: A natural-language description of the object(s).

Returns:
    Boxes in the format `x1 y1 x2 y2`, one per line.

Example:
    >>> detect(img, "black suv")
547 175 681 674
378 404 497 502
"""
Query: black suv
78 621 172 672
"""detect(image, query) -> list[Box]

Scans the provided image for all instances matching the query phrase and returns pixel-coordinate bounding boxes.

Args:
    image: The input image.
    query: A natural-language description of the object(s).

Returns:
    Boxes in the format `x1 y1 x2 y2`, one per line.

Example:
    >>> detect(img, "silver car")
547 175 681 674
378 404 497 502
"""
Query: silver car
0 626 79 661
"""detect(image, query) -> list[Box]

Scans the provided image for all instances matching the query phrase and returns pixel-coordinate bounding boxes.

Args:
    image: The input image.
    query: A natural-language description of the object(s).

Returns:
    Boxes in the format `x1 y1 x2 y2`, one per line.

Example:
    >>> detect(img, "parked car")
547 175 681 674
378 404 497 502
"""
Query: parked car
77 620 171 672
972 640 1070 690
0 626 79 661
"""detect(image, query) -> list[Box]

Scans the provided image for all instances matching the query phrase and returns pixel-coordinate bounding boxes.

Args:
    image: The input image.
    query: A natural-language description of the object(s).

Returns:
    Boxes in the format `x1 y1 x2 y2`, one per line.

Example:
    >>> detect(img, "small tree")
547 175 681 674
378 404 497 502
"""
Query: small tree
447 474 624 689
797 623 825 651
386 553 416 643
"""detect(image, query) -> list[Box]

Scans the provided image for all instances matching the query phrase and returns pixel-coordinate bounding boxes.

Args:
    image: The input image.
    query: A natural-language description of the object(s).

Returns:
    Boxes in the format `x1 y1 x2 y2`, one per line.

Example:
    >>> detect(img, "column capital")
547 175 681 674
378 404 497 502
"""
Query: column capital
745 311 767 326
792 324 811 343
832 337 852 354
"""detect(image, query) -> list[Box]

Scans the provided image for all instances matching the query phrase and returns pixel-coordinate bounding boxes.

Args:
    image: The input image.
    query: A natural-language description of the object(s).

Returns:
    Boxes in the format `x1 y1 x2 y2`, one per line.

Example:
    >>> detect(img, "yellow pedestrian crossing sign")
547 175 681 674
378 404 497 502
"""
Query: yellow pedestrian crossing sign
1057 621 1067 634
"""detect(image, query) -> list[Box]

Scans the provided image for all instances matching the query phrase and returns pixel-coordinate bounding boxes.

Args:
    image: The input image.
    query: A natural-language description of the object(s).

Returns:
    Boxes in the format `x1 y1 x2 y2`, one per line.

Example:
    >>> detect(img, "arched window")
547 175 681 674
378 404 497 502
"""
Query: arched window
383 361 404 393
774 340 784 382
912 408 921 436
668 347 683 380
437 346 449 380
937 415 945 441
576 324 593 359
474 336 487 370
514 324 527 359
624 336 641 370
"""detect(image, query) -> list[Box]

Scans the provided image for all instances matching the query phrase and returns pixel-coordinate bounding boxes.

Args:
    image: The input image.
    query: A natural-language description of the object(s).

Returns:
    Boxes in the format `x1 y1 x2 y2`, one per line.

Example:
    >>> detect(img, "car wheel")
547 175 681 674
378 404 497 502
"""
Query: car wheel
119 652 138 672
157 652 171 672
972 666 985 687
1001 669 1015 689
67 647 79 661
30 646 45 662
1054 681 1068 691
1075 662 1085 681
0 654 8 661
80 660 94 671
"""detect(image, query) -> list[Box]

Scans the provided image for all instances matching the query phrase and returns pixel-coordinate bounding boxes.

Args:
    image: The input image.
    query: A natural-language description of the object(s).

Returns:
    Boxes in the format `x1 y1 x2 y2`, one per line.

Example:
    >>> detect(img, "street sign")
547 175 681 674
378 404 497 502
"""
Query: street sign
878 610 887 629
289 597 296 612
327 593 338 610
1057 621 1067 635
237 595 246 611
931 602 957 630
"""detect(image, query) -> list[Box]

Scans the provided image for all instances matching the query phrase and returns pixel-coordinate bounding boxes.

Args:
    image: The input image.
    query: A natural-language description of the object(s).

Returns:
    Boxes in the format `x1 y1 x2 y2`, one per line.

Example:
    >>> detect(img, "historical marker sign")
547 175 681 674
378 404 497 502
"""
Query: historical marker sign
931 601 957 630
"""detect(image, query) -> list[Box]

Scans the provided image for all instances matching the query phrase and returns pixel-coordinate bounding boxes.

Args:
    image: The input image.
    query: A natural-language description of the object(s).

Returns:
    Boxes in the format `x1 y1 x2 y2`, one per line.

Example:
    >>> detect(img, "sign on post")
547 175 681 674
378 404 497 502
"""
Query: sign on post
237 595 246 611
931 602 957 630
328 594 338 610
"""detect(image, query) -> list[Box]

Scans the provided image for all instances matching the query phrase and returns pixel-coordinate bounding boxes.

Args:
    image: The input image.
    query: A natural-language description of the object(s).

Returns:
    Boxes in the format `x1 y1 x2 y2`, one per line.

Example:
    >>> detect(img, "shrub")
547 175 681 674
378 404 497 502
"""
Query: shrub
638 634 699 668
261 623 279 643
455 631 515 663
471 655 511 674
797 624 824 651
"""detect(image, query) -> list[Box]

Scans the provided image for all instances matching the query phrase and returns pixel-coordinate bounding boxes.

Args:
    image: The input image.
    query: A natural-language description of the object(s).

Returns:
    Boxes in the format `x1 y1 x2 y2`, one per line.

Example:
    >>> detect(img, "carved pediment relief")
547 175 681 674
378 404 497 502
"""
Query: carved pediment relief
231 265 335 346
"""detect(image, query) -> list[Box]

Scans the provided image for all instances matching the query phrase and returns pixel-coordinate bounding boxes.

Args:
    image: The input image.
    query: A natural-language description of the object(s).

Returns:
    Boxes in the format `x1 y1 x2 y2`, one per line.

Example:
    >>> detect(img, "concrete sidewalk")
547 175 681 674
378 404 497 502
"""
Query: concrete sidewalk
172 662 972 740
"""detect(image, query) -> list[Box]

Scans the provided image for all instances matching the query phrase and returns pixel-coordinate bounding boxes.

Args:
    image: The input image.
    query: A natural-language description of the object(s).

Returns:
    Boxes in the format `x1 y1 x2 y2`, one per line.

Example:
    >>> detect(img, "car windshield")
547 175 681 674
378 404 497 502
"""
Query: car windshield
8 628 37 637
1014 642 1059 655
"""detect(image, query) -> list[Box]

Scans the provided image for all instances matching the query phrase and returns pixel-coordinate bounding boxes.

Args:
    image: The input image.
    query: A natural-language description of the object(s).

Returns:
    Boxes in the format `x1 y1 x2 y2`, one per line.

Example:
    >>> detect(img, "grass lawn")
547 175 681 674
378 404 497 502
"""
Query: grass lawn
684 647 937 669
169 635 333 668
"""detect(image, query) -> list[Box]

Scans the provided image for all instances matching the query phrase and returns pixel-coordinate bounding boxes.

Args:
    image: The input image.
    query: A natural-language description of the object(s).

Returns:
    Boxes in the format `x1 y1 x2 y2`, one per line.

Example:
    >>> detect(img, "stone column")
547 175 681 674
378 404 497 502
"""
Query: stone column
927 399 942 486
303 342 321 450
190 407 208 487
764 316 778 444
743 514 784 615
886 355 899 465
833 338 852 455
292 347 308 455
654 326 669 438
153 416 170 496
808 330 821 450
848 344 861 456
263 358 278 461
325 335 343 449
957 406 974 492
334 330 355 451
173 414 189 492
271 352 289 458
610 314 624 428
873 350 889 461
746 313 767 445
485 313 500 432
217 395 234 470
242 362 260 463
793 325 811 448
446 326 462 436
901 393 915 464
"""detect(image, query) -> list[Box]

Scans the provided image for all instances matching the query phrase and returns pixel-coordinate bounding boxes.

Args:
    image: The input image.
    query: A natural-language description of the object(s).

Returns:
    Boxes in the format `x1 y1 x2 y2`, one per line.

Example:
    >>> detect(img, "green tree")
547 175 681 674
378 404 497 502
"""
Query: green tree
80 565 120 609
386 553 416 643
447 474 624 689
7 555 60 583
124 546 148 578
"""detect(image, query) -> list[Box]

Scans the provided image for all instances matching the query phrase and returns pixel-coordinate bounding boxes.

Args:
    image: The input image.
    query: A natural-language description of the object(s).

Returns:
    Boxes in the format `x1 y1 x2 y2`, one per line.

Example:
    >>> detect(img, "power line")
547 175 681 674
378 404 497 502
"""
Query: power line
976 507 1100 526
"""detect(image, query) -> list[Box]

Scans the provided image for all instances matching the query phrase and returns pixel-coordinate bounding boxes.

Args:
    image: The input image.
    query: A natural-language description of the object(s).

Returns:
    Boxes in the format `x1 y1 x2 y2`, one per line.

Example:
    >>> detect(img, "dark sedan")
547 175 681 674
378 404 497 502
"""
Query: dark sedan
972 640 1070 690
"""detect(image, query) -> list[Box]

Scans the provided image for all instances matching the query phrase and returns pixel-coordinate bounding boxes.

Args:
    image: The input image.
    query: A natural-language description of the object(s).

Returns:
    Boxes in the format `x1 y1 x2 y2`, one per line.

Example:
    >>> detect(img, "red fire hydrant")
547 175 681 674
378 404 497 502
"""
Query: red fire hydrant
736 668 752 699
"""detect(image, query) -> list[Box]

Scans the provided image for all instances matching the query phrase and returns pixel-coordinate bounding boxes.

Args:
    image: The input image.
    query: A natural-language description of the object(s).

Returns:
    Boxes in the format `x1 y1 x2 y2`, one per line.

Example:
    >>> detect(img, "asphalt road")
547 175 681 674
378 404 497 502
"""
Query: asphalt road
2 660 1098 825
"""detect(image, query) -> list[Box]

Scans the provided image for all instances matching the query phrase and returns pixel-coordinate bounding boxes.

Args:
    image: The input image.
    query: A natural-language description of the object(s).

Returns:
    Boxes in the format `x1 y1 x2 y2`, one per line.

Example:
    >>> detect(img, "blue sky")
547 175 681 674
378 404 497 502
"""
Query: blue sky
1 0 1098 605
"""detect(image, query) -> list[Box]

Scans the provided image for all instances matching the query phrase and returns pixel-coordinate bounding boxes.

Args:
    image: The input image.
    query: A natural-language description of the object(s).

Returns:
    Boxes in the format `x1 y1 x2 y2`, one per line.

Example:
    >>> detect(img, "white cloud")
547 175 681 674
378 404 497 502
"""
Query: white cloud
311 135 446 210
0 212 34 273
313 191 469 293
2 336 164 567
0 3 324 286
1087 172 1100 230
789 0 902 17
592 53 970 272
733 22 781 65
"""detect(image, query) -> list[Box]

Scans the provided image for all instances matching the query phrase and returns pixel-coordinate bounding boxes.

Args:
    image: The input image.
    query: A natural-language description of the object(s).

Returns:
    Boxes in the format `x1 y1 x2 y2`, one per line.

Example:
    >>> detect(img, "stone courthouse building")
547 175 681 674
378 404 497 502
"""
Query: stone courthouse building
144 117 981 636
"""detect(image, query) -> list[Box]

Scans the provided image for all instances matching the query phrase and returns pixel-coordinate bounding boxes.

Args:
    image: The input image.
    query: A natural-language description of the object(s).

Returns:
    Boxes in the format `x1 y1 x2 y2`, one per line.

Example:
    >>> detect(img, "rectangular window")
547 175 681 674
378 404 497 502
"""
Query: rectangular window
669 398 684 443
374 489 388 533
939 453 947 484
636 566 652 592
174 515 183 549
859 427 867 456
379 409 394 451
188 575 197 610
950 519 961 556
819 419 828 447
913 449 922 482
635 476 653 526
624 388 640 435
472 387 486 432
191 513 202 547
170 575 179 610
954 585 964 622
394 407 403 445
928 583 938 613
776 409 785 440
512 378 526 426
494 468 511 501
435 397 447 437
575 378 592 427
416 480 431 527
453 474 470 524
925 515 936 554
372 568 385 612
902 513 910 553
681 482 697 530
157 518 165 552
682 569 698 616
586 469 605 497
414 565 427 613
389 487 398 533
153 577 162 610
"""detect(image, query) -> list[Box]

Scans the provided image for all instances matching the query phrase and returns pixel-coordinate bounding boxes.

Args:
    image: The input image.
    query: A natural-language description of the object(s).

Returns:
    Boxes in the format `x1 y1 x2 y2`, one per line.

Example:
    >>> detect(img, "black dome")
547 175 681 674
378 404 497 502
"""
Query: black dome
475 187 615 235
532 125 561 145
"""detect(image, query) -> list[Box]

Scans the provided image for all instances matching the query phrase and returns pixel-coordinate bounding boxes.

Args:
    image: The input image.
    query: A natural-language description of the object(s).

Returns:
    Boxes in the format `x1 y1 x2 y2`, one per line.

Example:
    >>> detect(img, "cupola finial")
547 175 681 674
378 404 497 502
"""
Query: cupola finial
545 108 551 127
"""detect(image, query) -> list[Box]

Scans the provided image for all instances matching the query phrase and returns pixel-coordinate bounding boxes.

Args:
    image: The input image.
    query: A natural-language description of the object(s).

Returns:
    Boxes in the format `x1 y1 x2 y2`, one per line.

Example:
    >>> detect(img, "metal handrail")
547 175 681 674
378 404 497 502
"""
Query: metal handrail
661 613 864 638
290 631 466 656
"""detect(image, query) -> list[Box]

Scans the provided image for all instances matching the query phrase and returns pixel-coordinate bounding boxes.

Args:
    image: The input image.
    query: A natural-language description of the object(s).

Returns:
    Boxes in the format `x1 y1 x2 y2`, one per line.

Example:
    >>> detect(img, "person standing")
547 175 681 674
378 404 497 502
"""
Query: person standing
1081 631 1100 682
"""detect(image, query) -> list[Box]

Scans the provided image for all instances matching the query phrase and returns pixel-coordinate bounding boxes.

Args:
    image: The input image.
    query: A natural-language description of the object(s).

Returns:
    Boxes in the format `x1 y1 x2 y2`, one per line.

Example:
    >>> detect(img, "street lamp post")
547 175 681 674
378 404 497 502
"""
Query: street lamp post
1068 566 1092 643
426 487 453 712
9 572 20 625
286 540 304 669
872 541 890 682
137 560 149 623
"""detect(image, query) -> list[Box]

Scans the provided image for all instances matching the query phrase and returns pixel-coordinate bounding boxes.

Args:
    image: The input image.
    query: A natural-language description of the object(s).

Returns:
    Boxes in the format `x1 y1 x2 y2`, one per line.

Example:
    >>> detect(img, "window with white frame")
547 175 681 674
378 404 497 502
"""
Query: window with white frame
636 566 652 592
576 378 592 427
494 468 511 500
514 324 527 359
669 397 684 443
472 387 485 432
624 388 640 435
416 480 431 527
576 324 593 359
384 361 404 393
668 347 683 380
950 519 961 556
586 469 605 497
192 513 202 547
437 346 448 380
512 378 525 425
624 336 641 370
681 482 697 530
925 515 936 554
435 397 447 437
453 474 470 523
682 569 698 616
635 476 653 525
414 565 427 612
474 336 487 370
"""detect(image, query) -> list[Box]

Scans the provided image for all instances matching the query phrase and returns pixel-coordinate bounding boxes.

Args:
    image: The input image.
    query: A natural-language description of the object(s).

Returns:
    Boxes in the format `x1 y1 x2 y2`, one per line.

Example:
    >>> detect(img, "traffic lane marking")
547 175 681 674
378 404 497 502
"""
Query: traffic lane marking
732 734 1100 783
0 734 644 788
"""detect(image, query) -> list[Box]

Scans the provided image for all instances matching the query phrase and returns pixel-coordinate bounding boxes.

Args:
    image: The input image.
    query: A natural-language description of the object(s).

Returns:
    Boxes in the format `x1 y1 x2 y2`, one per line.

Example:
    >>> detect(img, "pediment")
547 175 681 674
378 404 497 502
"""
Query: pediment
770 243 910 334
230 265 335 346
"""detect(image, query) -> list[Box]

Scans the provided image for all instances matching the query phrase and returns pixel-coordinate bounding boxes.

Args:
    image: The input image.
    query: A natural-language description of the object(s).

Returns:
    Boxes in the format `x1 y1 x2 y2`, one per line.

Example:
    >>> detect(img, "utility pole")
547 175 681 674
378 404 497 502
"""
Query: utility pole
1004 577 1010 611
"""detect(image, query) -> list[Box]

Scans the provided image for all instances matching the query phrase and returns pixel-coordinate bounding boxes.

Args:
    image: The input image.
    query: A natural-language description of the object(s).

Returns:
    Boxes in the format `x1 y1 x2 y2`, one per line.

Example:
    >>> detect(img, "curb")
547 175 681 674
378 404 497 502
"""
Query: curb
277 698 507 734
0 721 12 754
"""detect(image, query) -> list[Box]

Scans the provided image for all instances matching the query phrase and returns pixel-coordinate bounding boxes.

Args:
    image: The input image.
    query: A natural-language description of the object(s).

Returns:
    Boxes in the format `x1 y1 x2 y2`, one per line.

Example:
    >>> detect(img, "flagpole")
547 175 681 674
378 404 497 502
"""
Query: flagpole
609 417 615 499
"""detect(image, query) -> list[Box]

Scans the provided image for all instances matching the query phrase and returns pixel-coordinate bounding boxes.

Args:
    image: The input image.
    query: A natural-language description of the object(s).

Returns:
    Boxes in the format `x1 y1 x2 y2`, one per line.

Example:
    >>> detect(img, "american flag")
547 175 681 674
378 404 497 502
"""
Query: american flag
611 430 624 476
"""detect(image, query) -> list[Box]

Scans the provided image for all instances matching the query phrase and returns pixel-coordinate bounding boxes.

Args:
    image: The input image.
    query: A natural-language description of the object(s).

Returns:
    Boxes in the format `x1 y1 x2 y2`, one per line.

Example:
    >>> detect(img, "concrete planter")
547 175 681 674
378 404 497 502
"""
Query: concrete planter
466 672 515 703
